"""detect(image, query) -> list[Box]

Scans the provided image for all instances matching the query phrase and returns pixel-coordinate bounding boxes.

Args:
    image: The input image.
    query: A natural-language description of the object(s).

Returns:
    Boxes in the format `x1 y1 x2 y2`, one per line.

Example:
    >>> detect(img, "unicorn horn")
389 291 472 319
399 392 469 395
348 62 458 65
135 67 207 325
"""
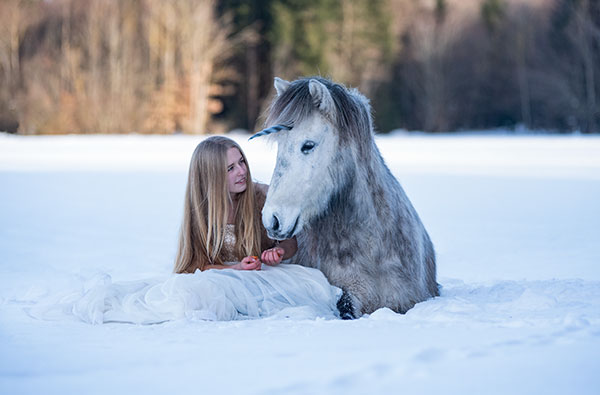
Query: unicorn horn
248 124 292 141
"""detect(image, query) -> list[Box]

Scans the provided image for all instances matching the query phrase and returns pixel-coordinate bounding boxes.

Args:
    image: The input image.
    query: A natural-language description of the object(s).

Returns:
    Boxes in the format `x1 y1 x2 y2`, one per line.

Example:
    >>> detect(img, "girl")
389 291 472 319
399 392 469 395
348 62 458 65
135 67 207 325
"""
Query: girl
174 136 297 273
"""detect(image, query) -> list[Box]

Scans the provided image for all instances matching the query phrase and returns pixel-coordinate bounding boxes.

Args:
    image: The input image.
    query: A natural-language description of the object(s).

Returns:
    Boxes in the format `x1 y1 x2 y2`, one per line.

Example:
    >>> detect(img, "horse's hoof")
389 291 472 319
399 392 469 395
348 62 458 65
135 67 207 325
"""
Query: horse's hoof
337 290 356 320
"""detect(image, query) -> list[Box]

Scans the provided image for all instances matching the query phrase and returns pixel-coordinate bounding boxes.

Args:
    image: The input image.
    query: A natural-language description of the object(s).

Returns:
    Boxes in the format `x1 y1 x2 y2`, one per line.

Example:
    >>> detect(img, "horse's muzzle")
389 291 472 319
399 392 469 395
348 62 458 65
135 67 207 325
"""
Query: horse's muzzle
266 214 299 240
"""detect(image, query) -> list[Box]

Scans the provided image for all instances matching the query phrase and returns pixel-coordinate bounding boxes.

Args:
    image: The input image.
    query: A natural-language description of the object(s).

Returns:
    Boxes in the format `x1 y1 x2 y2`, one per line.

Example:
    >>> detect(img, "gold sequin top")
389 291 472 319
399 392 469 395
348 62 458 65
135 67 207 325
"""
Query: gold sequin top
216 183 275 265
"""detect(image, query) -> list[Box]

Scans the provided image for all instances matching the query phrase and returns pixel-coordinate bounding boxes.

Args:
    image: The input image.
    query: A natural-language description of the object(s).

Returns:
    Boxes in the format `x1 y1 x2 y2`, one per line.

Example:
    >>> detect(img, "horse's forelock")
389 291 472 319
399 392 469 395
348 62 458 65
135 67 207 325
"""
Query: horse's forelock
266 81 315 130
266 77 373 150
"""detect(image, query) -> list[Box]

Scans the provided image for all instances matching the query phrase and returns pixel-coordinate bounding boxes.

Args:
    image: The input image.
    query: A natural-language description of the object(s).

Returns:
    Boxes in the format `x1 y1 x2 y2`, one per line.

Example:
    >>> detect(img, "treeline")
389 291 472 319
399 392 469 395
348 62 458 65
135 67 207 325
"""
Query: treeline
0 0 598 134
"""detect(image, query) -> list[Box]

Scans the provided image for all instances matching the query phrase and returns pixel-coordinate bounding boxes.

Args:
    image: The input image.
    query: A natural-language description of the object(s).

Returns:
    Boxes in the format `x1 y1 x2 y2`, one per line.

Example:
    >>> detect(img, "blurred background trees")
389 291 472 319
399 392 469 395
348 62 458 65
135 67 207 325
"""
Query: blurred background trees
0 0 598 134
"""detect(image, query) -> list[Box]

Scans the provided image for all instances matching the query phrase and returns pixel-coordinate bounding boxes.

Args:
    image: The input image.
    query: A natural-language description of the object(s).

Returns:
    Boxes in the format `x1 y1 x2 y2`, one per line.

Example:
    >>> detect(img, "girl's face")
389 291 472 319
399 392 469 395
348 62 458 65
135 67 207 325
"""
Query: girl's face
226 147 248 196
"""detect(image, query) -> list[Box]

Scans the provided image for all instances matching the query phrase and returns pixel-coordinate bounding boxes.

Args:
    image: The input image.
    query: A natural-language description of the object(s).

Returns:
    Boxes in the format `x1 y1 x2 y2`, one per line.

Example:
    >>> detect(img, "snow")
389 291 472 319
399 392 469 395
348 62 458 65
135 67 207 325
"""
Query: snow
1 132 599 394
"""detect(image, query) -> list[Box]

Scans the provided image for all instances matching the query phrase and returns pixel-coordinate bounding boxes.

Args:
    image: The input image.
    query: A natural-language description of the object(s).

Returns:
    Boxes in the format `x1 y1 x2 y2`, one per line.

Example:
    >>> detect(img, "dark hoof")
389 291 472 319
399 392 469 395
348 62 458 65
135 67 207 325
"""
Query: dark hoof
337 290 356 320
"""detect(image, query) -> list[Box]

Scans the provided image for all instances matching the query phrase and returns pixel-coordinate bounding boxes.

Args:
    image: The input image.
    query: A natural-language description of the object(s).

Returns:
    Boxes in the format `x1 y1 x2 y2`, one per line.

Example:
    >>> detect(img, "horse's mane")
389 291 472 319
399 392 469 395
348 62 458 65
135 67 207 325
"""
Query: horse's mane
265 77 373 149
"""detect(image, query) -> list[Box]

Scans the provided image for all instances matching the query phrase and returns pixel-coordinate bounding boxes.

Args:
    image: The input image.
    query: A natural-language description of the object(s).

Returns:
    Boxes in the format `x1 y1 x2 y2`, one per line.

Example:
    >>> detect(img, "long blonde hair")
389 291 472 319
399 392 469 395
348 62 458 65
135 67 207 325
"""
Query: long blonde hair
174 136 262 273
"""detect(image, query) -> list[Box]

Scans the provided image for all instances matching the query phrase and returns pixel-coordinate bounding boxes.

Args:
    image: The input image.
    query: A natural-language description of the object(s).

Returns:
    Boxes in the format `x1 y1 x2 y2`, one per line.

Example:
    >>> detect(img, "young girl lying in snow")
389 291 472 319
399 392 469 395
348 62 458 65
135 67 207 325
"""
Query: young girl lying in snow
29 136 341 324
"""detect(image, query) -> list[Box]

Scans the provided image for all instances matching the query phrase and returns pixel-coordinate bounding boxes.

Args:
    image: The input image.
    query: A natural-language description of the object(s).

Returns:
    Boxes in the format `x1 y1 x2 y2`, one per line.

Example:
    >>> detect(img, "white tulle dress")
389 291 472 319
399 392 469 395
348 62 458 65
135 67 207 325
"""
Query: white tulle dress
29 223 342 324
28 263 341 324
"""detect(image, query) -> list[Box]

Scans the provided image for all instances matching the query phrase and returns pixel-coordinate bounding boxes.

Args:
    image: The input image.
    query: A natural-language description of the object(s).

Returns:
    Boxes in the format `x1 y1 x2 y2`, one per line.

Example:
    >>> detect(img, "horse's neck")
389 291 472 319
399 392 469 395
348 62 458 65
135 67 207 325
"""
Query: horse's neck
313 153 388 235
353 156 392 221
301 149 398 265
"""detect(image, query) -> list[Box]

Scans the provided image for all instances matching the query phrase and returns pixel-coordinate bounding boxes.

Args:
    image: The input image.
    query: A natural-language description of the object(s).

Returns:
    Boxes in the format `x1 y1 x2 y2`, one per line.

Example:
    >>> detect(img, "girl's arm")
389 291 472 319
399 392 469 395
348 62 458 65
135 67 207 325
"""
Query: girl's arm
261 237 298 265
203 256 261 271
278 237 298 260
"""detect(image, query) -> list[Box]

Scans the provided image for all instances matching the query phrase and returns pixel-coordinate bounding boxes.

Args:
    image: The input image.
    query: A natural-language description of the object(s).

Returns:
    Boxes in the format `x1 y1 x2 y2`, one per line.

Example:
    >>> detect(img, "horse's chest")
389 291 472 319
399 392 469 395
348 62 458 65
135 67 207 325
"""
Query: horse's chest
303 230 369 268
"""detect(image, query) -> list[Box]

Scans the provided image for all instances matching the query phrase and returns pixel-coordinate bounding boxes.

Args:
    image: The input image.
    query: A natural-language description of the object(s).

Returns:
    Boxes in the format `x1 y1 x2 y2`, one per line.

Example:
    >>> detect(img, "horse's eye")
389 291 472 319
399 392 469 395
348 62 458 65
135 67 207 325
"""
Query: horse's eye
301 141 316 154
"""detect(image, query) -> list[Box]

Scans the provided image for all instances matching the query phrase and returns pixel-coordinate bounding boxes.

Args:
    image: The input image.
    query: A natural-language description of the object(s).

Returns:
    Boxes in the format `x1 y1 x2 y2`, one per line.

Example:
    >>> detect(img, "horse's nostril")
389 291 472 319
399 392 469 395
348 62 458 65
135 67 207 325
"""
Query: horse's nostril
272 215 280 232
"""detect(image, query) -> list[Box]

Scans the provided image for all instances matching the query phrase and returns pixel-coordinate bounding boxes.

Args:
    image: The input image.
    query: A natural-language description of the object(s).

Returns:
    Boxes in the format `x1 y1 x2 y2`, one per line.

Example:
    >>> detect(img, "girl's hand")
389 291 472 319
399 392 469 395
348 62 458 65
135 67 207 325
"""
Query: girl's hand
261 247 285 266
235 256 262 271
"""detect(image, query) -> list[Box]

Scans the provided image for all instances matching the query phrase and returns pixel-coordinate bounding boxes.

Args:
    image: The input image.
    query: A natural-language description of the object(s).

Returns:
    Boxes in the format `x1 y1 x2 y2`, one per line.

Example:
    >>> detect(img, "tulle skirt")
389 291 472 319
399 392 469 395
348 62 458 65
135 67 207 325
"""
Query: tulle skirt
28 264 342 324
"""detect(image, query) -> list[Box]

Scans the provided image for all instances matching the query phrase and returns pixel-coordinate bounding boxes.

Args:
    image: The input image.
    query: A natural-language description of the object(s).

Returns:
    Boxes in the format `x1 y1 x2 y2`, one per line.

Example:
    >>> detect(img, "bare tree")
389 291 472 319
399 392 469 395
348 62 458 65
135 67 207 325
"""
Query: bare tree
513 4 534 127
574 0 598 132
6 0 231 134
0 0 39 132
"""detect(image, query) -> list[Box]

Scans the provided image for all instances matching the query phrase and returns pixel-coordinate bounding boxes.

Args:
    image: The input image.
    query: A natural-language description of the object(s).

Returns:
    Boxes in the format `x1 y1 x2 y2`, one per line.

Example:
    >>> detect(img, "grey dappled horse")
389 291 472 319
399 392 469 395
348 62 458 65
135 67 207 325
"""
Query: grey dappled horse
254 77 439 318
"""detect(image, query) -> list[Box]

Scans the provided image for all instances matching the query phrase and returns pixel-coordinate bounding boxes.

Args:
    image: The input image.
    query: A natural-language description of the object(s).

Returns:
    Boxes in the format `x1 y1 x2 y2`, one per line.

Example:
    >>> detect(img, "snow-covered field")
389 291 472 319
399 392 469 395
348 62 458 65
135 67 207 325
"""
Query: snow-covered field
1 132 599 394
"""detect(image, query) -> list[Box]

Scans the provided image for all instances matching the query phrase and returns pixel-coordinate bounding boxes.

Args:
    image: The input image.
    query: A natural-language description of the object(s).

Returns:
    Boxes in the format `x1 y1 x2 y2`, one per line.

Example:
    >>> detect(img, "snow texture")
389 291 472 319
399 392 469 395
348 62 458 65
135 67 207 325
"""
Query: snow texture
1 131 599 394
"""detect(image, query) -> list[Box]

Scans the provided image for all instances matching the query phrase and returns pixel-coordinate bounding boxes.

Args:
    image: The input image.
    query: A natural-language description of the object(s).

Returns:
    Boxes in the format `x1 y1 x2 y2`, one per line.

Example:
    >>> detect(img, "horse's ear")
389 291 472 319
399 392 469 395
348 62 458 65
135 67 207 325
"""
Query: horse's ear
274 77 290 96
308 79 335 116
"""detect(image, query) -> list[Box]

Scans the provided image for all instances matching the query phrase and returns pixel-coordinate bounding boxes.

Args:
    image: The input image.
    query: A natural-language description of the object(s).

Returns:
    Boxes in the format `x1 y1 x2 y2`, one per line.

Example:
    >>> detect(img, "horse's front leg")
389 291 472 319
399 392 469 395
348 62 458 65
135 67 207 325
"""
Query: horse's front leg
328 265 377 318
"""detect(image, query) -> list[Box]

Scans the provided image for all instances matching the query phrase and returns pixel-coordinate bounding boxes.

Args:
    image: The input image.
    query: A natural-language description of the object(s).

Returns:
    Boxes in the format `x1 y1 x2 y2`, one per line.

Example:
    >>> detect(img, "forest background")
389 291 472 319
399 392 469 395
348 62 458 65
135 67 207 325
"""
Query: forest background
0 0 598 135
